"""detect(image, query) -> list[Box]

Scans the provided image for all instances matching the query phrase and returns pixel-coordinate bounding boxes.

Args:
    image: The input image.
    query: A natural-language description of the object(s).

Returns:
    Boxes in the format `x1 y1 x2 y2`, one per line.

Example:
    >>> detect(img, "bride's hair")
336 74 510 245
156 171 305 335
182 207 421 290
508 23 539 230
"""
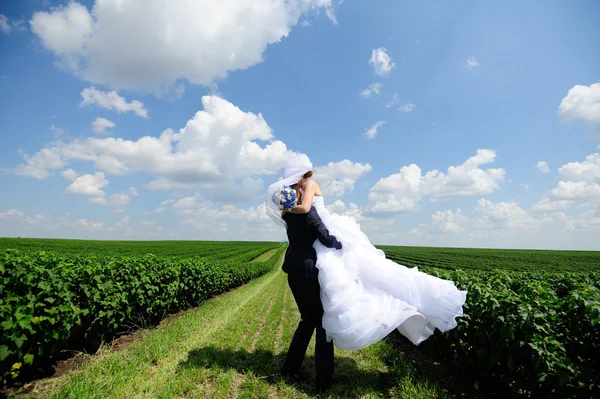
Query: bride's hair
303 170 313 179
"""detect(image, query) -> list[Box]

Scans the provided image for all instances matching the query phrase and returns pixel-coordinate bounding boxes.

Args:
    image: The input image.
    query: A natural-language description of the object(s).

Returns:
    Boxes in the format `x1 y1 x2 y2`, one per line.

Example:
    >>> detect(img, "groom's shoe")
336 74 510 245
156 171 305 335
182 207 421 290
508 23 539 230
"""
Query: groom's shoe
280 368 307 383
315 375 333 393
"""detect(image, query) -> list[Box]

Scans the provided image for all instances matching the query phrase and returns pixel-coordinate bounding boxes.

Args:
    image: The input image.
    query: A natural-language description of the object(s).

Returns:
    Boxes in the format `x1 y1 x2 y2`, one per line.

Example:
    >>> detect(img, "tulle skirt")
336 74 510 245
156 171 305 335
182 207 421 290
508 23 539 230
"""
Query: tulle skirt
313 209 467 350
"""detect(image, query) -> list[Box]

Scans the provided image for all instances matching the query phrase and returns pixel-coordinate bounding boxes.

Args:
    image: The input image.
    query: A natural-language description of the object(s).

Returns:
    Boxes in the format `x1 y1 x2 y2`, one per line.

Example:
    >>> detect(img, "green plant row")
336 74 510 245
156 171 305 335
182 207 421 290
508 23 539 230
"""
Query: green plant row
378 245 600 272
0 238 281 260
204 246 272 262
0 246 284 383
415 268 600 398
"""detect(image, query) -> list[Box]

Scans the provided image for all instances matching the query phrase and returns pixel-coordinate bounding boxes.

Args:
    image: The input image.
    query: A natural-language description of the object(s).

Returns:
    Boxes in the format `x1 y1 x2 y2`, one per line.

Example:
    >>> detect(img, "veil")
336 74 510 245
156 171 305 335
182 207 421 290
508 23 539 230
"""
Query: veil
265 153 313 228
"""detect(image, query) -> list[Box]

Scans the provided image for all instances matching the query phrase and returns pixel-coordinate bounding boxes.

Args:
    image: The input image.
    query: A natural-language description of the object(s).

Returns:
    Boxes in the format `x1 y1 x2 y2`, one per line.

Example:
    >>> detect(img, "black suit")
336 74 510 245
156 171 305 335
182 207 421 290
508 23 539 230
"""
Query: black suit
280 206 341 388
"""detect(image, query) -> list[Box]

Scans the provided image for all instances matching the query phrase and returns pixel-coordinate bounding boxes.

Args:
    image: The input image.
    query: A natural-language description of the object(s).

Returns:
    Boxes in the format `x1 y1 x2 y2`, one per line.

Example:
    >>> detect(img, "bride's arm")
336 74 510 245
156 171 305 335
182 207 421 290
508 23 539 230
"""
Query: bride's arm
288 180 317 214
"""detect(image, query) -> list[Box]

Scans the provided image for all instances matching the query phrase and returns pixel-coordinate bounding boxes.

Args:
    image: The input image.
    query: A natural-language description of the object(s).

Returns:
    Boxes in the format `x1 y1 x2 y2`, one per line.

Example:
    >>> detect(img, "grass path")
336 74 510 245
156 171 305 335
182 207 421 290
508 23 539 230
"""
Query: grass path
251 249 279 263
24 257 452 399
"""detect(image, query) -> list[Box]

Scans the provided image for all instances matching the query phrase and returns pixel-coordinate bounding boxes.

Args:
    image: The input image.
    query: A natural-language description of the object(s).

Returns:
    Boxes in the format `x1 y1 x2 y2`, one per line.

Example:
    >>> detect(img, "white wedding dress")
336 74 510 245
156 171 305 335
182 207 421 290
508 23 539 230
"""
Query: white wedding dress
310 195 467 350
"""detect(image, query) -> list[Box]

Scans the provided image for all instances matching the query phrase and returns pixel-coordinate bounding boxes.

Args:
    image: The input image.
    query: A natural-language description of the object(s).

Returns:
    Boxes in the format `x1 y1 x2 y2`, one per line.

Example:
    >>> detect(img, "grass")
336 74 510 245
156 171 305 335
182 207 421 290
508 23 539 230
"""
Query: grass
19 254 453 399
251 249 279 263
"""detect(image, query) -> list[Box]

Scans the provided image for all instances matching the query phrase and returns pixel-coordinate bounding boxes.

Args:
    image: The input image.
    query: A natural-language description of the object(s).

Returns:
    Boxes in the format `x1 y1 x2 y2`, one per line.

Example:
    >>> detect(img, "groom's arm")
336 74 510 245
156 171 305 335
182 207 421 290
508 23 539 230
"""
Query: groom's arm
307 207 342 250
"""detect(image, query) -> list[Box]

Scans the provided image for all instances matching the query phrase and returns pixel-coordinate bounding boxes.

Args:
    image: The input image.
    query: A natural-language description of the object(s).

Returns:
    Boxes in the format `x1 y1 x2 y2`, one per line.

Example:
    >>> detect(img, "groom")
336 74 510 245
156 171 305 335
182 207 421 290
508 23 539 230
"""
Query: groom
278 184 342 392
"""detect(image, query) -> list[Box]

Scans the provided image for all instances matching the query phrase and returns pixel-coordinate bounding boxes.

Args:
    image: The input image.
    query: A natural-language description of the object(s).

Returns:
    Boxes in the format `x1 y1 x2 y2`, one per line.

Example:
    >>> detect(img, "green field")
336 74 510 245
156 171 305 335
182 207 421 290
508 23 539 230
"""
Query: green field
0 238 280 259
377 245 600 272
3 238 598 271
1 239 599 398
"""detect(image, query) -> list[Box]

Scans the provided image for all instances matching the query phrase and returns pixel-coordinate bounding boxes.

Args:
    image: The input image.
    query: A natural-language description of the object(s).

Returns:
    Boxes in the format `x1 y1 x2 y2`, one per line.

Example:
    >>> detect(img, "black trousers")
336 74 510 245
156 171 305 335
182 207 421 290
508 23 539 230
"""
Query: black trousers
282 273 334 382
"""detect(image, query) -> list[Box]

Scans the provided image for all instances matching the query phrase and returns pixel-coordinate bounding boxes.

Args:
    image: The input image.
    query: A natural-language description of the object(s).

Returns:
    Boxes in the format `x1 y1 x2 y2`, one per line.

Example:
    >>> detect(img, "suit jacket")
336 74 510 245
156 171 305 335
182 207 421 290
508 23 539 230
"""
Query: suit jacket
282 206 342 279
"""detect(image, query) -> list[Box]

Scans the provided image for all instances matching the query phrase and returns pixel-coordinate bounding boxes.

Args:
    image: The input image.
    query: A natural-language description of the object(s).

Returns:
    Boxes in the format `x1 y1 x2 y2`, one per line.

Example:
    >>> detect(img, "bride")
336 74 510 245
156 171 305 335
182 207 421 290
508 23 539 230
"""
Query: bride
266 154 468 350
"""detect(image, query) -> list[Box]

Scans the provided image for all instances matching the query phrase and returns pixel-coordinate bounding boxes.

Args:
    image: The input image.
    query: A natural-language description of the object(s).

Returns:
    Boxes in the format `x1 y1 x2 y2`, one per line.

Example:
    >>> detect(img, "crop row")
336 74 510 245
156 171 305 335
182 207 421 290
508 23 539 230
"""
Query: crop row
379 245 600 272
0 238 281 259
0 246 284 383
204 245 276 262
412 268 600 398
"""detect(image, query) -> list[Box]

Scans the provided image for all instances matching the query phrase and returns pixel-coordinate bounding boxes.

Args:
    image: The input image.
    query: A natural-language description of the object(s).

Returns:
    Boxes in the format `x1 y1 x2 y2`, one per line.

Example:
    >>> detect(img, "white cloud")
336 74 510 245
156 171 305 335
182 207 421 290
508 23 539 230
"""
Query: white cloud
133 219 165 237
409 228 424 237
360 83 382 98
170 198 279 240
49 124 67 137
408 200 558 247
563 210 600 232
14 148 67 179
14 96 297 193
0 209 25 218
145 179 196 192
536 161 550 173
140 219 160 228
364 120 386 139
0 14 24 35
76 185 135 208
155 199 175 213
81 87 148 118
324 3 340 25
0 14 11 35
367 149 505 215
107 216 133 235
88 197 107 205
399 103 415 112
465 57 479 69
25 215 48 225
532 152 600 213
321 199 393 238
431 209 467 233
109 193 131 206
173 195 201 213
325 199 346 215
470 199 555 235
531 196 573 213
313 160 372 197
207 176 265 204
100 187 139 208
0 209 47 225
61 168 80 181
550 181 600 200
92 117 116 134
74 218 104 232
115 215 130 227
386 92 398 108
30 3 92 54
558 153 600 182
423 150 505 200
29 0 340 94
369 47 395 77
557 83 600 133
66 172 109 198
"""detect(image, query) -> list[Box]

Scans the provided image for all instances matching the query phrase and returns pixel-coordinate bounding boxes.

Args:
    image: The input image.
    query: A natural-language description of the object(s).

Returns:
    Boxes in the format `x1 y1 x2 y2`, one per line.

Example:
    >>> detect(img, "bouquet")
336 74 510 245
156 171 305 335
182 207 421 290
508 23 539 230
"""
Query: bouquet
272 186 297 210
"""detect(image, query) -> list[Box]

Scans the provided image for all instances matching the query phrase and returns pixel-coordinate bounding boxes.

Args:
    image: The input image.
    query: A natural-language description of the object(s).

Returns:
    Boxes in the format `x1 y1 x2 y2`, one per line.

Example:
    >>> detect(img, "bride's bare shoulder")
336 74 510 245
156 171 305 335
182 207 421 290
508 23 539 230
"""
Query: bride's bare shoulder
307 179 322 195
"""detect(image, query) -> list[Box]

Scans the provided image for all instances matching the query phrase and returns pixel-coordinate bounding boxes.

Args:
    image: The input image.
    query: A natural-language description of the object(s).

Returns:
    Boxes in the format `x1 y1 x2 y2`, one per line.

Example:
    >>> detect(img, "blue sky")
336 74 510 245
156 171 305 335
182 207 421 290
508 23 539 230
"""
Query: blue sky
1 0 599 249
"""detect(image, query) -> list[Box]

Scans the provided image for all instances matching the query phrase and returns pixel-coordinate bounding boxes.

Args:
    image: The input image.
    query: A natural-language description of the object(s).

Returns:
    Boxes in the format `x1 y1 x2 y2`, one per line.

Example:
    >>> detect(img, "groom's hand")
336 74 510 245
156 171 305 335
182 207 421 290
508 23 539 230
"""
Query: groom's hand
330 235 342 250
293 186 303 204
307 207 342 250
